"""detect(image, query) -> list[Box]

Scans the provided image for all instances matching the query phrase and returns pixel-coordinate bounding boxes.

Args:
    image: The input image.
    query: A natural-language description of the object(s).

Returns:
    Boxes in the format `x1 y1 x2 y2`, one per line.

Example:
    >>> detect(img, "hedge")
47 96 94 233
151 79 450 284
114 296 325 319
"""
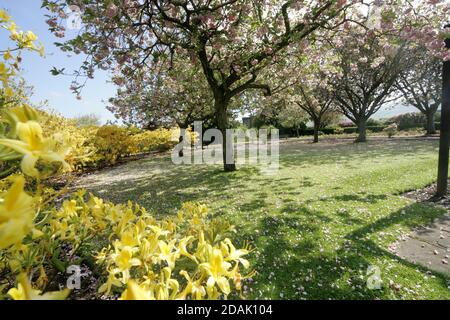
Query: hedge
278 125 387 137
342 126 386 134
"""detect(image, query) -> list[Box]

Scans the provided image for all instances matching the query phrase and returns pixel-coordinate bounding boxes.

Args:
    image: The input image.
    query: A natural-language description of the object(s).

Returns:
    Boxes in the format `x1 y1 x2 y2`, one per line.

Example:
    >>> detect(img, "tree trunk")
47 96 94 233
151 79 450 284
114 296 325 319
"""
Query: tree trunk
425 111 436 135
313 120 320 143
296 126 300 138
437 32 450 197
215 97 236 172
355 119 367 143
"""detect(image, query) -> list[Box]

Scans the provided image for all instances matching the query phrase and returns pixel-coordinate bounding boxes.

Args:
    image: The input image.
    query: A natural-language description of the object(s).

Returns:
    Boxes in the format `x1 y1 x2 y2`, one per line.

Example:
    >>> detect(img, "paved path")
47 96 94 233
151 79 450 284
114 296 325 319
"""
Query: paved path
396 214 450 275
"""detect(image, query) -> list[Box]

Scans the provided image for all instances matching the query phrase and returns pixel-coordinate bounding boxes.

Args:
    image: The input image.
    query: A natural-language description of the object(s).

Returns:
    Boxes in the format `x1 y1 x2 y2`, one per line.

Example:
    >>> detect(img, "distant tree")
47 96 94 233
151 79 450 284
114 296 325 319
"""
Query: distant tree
74 113 101 127
256 36 341 143
333 28 404 142
294 84 336 143
395 47 441 134
276 101 308 138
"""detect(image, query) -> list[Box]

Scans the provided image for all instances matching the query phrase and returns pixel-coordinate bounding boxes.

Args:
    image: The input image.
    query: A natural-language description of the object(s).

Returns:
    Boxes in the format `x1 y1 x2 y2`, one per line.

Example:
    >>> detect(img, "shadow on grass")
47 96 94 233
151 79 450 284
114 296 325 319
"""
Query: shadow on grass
311 193 388 204
280 139 438 169
346 202 446 241
83 163 267 215
238 202 449 299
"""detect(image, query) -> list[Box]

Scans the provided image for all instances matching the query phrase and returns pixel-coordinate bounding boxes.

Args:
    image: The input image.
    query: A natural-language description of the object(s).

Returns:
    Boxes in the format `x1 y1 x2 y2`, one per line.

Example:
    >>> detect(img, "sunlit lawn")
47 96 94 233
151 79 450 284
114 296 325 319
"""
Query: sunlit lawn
78 138 450 299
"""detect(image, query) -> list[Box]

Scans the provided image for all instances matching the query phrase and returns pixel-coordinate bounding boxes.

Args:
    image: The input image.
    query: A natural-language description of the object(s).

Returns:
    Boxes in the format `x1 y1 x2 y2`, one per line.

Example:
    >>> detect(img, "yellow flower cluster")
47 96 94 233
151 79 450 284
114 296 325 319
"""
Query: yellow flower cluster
129 127 180 154
7 273 70 300
89 125 136 165
37 110 98 171
37 112 180 170
0 105 70 178
1 121 252 300
0 176 34 249
47 193 252 300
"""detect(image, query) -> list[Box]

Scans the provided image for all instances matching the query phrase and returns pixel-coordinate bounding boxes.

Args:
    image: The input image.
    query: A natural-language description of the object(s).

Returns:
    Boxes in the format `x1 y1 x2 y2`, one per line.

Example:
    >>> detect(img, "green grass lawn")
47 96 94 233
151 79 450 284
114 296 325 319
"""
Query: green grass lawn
78 138 450 299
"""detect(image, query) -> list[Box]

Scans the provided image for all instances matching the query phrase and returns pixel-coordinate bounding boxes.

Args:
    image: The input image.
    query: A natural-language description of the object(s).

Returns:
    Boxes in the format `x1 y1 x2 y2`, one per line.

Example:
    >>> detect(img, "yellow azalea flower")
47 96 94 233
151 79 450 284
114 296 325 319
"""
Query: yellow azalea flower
0 120 70 177
158 239 179 269
98 271 122 296
3 50 12 60
154 267 179 300
25 31 37 42
119 229 140 248
2 105 39 136
199 247 232 296
31 227 44 239
149 224 170 237
8 273 70 300
178 236 197 262
139 237 159 263
58 199 80 218
178 270 206 300
114 245 141 270
112 245 141 282
120 280 152 300
0 176 34 249
0 9 10 22
221 238 250 269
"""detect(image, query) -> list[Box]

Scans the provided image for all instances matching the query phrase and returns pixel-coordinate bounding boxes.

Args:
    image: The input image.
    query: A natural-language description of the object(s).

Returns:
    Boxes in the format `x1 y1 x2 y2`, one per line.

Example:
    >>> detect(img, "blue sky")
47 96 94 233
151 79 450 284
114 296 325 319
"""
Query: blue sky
0 0 117 123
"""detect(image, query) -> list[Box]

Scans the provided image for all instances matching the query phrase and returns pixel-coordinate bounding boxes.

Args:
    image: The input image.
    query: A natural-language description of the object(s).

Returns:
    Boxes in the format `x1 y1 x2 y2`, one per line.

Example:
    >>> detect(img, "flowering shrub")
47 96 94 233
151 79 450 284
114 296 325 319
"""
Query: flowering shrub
90 125 134 165
57 196 251 299
36 111 180 170
130 128 179 154
36 110 95 170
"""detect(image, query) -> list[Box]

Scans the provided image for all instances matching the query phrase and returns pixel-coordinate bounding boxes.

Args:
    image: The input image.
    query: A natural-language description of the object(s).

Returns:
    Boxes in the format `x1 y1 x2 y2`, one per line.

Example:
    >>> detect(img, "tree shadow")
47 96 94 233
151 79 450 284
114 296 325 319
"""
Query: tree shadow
237 202 449 299
280 139 438 169
317 193 388 204
346 202 446 241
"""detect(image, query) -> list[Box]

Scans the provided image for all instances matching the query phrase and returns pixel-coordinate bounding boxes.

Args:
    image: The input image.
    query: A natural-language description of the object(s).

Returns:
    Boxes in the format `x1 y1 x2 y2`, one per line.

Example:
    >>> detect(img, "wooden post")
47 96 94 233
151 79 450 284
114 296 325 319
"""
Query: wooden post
436 28 450 197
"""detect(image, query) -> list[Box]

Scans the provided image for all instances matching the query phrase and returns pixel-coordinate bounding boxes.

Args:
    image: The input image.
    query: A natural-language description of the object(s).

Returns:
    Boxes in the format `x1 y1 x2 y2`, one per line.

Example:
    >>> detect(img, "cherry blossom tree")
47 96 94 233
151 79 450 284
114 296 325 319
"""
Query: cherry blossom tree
395 47 441 135
296 85 336 143
284 43 340 143
107 54 214 130
277 103 308 138
332 28 405 142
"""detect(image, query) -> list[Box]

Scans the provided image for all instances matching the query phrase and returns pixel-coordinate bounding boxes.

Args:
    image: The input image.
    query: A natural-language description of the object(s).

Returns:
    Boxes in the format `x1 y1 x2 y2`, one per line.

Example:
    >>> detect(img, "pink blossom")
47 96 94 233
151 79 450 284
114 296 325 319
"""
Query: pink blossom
106 4 118 18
